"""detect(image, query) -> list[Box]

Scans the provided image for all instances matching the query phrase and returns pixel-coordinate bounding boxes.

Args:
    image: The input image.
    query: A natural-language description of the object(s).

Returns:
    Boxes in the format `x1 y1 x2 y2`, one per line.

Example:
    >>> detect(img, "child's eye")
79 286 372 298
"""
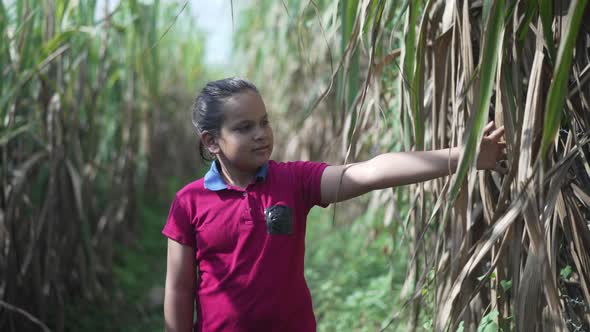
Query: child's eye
261 119 269 126
236 124 251 131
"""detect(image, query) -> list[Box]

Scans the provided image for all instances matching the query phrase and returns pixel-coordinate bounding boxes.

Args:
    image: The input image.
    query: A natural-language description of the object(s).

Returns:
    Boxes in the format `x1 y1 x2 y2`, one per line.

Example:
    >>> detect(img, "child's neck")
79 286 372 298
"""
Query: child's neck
217 160 256 189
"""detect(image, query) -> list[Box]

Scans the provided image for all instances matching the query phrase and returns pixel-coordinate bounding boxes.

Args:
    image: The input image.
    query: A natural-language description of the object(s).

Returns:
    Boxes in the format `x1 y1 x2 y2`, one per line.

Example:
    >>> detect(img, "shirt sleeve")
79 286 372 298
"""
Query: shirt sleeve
292 161 329 209
162 196 196 248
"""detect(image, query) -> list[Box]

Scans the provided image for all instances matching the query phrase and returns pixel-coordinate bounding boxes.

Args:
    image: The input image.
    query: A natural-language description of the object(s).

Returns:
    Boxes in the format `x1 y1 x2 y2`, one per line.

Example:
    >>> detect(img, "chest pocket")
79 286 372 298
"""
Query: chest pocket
264 205 294 235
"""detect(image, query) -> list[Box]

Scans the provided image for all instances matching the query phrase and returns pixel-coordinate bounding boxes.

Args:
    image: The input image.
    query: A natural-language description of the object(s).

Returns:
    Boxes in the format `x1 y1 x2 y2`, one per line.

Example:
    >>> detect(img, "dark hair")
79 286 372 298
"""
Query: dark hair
192 77 259 161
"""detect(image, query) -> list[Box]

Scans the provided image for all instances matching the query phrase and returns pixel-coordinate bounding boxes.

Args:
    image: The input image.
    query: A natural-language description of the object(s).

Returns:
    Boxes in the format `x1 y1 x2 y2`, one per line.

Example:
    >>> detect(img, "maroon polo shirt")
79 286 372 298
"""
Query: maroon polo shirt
162 160 329 332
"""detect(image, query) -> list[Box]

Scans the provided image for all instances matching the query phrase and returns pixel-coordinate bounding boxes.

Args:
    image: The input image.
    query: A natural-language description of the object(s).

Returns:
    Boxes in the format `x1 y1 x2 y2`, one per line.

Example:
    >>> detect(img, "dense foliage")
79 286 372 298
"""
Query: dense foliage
234 0 590 331
1 0 204 330
3 0 590 331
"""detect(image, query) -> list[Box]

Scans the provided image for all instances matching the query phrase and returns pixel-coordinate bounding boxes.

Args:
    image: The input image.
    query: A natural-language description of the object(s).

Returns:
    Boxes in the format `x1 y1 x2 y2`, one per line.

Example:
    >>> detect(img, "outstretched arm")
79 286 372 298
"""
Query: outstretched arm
320 122 505 205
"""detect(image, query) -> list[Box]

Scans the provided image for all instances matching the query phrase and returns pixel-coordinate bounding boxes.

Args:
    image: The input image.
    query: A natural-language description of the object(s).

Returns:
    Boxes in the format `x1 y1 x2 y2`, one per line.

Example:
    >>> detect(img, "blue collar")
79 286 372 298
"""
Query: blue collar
204 160 269 191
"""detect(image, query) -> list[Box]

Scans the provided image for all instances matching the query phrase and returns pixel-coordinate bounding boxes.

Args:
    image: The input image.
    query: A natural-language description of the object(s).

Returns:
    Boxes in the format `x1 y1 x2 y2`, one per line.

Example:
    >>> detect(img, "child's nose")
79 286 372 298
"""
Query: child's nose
253 125 267 140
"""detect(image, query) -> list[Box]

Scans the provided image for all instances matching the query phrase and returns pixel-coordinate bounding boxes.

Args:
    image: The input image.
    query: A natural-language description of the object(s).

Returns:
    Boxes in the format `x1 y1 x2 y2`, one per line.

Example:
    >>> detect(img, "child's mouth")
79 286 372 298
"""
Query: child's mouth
252 145 270 153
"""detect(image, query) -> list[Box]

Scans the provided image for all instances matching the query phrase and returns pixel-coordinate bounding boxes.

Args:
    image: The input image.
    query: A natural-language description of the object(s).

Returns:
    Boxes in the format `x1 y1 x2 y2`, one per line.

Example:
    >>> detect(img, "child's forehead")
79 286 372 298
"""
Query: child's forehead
225 91 264 107
223 92 267 120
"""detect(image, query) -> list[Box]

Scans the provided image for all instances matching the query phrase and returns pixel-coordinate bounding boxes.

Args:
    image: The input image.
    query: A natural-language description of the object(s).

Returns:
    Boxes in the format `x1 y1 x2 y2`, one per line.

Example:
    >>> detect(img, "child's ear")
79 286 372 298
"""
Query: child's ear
201 131 220 155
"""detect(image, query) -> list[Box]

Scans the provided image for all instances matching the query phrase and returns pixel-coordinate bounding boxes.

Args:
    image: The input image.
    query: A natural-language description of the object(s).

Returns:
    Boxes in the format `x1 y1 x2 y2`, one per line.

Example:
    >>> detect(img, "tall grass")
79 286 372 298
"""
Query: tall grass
235 0 590 331
0 1 204 330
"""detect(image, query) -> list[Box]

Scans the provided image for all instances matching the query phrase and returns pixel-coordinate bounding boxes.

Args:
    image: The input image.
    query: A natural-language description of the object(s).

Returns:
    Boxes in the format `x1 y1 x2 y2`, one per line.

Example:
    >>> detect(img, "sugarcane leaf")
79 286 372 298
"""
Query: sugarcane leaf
409 0 432 150
538 0 557 61
541 0 588 160
0 123 31 146
516 0 537 40
446 0 506 209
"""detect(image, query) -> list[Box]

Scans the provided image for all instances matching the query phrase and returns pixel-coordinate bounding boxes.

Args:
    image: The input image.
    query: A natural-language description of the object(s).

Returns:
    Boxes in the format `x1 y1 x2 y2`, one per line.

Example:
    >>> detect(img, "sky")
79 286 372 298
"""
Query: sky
94 0 235 66
190 1 234 66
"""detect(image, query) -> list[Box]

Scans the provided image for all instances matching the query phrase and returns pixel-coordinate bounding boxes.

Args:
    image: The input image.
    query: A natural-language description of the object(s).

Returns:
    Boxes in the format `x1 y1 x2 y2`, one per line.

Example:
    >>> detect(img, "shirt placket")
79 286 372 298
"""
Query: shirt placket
241 191 254 226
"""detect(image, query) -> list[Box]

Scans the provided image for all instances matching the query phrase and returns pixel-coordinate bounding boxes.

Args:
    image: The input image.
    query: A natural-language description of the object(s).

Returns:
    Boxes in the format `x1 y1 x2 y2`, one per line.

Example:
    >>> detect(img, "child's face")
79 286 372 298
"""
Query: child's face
215 91 274 172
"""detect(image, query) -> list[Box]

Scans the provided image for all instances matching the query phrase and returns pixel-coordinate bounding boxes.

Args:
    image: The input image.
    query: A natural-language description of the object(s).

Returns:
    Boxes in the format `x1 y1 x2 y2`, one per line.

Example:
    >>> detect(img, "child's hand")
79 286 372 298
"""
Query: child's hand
476 121 507 173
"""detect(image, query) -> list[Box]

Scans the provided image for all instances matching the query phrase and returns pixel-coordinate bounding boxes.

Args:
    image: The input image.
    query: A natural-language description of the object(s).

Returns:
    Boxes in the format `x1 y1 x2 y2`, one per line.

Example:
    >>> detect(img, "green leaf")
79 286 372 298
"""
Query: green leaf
41 29 79 58
444 0 506 218
560 265 573 279
0 123 31 146
482 0 492 24
541 0 588 160
409 0 432 150
456 321 465 332
480 322 499 332
538 0 557 61
500 279 512 292
477 310 499 332
337 0 359 109
401 0 420 150
516 0 537 40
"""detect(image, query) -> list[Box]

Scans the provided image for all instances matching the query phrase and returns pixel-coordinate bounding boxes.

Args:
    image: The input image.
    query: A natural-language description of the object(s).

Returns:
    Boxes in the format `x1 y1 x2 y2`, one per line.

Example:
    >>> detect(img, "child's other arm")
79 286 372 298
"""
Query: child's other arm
164 239 196 332
320 122 505 205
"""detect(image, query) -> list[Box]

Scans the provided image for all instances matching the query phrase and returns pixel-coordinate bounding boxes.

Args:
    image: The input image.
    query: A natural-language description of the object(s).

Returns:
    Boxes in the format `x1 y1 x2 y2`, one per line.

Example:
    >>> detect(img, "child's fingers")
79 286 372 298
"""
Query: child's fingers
483 121 495 135
488 126 505 140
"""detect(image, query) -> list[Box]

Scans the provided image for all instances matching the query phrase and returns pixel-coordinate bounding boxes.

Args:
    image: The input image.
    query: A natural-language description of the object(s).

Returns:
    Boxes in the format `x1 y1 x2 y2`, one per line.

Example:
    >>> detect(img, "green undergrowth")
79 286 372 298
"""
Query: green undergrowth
63 195 168 332
306 205 410 332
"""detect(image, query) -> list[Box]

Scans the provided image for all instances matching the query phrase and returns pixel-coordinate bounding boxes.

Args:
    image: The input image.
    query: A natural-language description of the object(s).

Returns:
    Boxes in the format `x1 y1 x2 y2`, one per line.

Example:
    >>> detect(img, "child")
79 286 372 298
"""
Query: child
162 78 505 332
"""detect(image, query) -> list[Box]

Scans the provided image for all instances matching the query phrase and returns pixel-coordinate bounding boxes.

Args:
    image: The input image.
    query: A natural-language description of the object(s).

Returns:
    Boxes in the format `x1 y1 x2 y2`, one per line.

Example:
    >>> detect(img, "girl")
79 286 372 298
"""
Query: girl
162 78 505 332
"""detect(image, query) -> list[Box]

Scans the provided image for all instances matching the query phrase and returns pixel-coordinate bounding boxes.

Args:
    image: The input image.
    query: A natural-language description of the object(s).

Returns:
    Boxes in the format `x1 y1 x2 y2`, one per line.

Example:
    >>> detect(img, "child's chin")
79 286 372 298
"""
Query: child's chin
242 157 267 170
253 151 271 162
255 157 270 167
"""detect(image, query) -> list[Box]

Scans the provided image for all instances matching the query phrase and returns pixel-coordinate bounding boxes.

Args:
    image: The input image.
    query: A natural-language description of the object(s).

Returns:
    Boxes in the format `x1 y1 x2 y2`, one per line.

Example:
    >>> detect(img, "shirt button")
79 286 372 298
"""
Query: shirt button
242 192 247 197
